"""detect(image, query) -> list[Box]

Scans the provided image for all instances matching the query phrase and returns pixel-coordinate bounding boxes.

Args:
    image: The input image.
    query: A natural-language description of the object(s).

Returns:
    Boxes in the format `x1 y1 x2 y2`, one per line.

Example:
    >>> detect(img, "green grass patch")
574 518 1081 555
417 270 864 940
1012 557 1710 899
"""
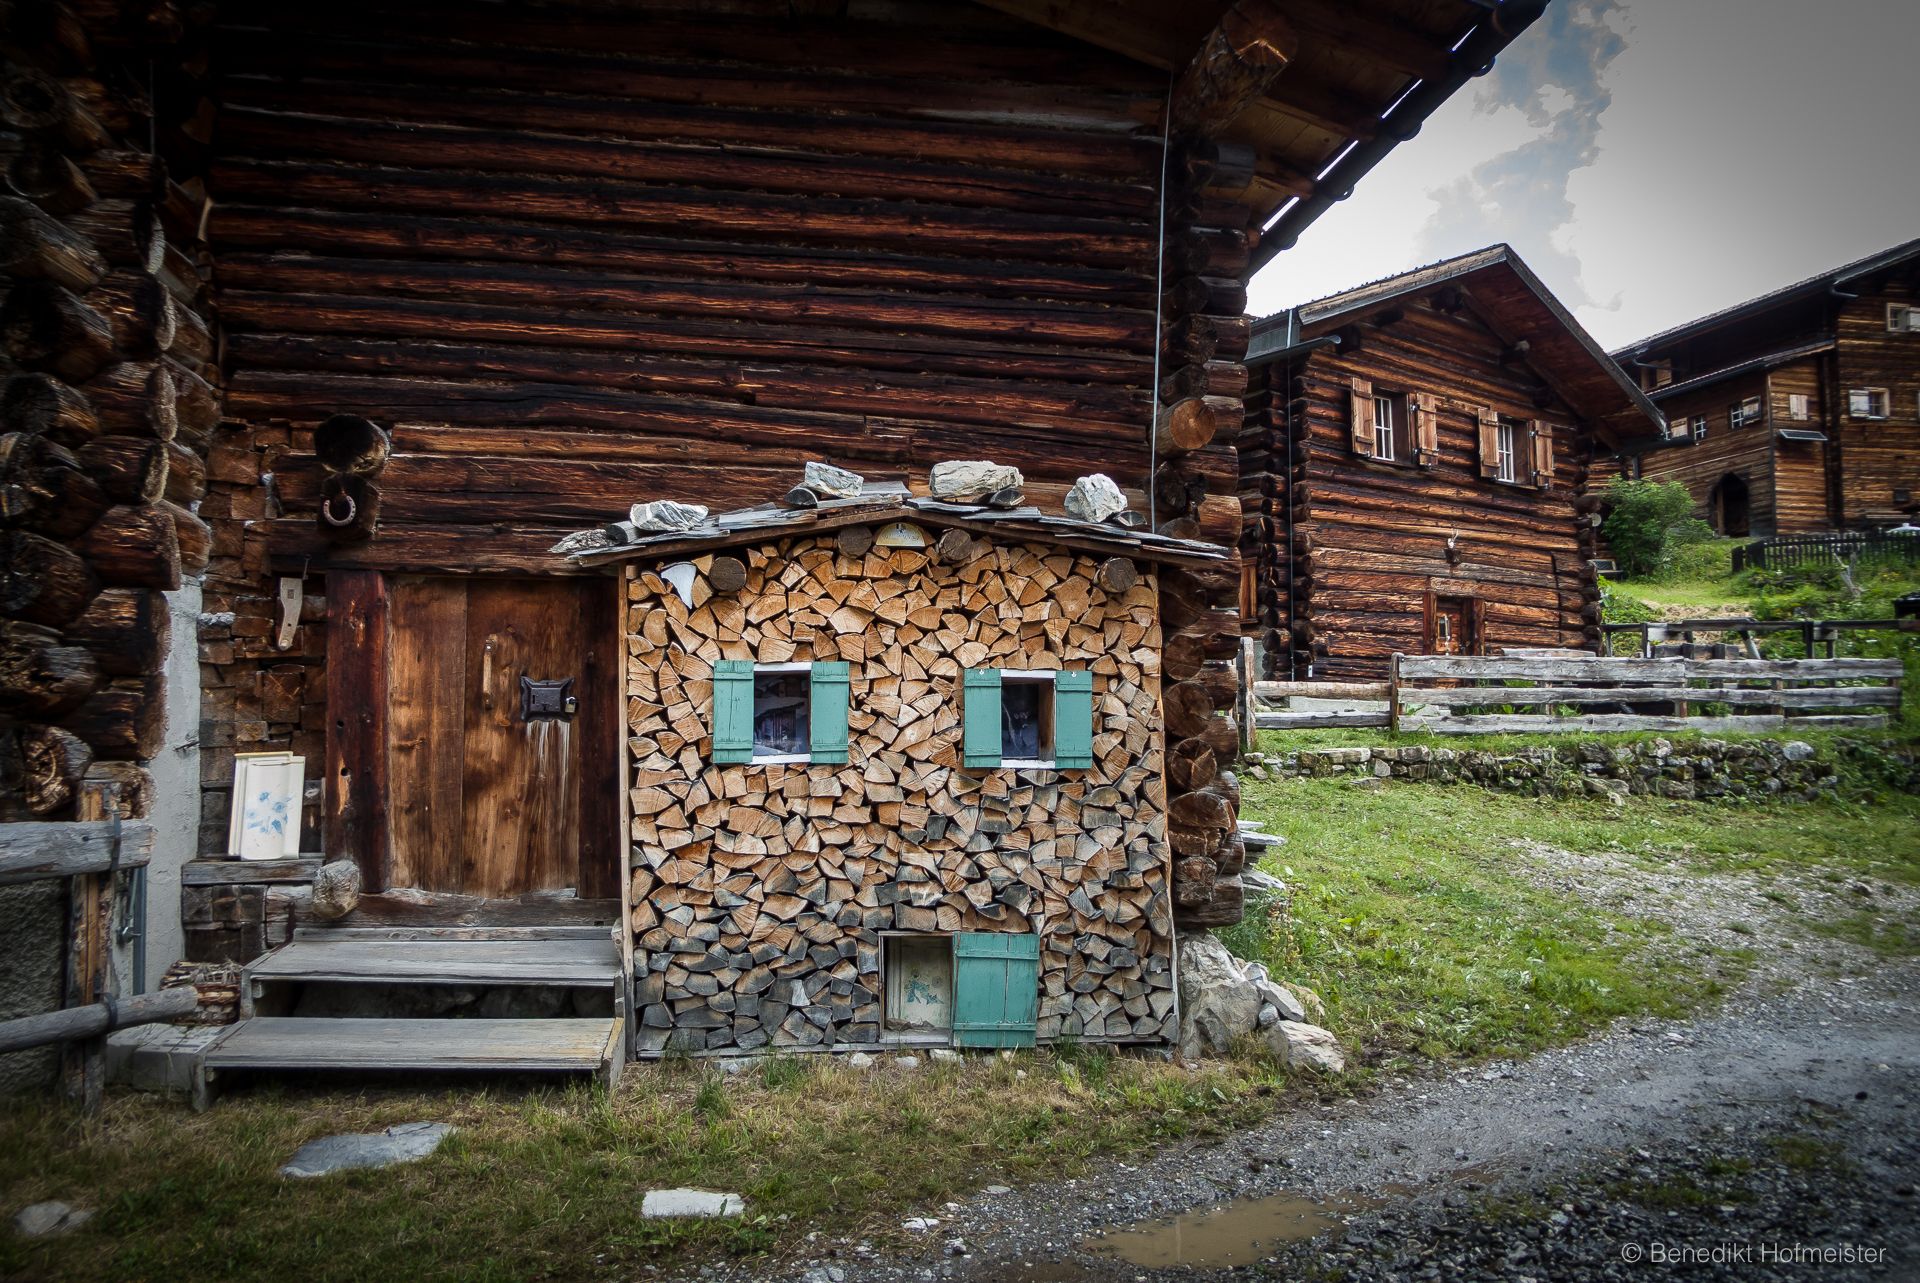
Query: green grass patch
1229 776 1920 1069
0 1051 1297 1283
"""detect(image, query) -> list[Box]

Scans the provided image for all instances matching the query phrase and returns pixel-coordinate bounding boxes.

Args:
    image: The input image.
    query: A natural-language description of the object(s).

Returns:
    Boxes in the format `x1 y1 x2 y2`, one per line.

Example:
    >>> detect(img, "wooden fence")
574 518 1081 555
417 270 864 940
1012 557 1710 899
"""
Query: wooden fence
1251 680 1393 731
1390 654 1904 735
1734 530 1920 572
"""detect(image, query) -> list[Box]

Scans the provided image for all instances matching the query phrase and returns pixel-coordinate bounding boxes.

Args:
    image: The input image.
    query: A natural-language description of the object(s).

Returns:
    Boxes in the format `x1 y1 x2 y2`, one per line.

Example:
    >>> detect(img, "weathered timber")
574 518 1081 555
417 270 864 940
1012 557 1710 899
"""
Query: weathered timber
73 504 182 589
76 434 168 503
0 819 155 885
4 724 93 816
0 372 99 442
65 588 168 677
58 675 162 759
0 530 98 627
0 621 99 718
0 432 110 537
0 281 116 380
1169 0 1297 137
0 986 194 1054
0 194 106 290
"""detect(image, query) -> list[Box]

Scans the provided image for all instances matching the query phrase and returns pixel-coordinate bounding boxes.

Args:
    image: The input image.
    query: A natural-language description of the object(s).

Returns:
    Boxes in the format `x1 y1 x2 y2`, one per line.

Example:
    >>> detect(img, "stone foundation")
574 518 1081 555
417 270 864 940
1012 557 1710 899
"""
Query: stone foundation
1245 737 1919 802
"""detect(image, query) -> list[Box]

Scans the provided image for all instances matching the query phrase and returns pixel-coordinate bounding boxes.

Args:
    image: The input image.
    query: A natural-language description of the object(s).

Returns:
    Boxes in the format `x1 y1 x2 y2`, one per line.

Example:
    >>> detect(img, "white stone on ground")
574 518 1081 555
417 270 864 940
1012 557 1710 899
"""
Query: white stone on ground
279 1122 454 1179
929 1048 963 1064
1267 1021 1346 1073
894 1055 921 1070
1063 473 1126 523
846 1051 877 1069
641 1189 745 1219
902 1217 941 1232
12 1201 91 1237
1176 932 1261 1059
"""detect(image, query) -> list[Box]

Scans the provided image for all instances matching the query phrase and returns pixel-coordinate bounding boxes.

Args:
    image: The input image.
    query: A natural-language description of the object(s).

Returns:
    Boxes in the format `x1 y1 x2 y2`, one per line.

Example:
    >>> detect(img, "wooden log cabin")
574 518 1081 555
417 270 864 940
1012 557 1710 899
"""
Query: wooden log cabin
1240 246 1665 681
2 0 1547 1079
1610 238 1920 536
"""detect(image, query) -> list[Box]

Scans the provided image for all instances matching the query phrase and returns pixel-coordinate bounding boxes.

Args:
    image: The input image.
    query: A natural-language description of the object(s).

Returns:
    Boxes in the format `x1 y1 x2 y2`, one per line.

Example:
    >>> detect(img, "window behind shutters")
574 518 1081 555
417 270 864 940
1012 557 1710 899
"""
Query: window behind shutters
1348 376 1376 456
809 660 849 764
962 668 1002 768
952 932 1039 1048
711 660 755 763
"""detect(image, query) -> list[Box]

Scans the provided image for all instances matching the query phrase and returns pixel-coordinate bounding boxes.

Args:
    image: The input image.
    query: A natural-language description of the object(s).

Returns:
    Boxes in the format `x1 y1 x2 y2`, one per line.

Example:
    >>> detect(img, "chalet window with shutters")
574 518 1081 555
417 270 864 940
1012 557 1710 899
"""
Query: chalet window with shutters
1789 394 1811 421
711 659 849 765
1371 394 1405 462
1729 396 1762 428
1495 419 1520 483
962 668 1093 770
1849 388 1890 420
1888 304 1916 333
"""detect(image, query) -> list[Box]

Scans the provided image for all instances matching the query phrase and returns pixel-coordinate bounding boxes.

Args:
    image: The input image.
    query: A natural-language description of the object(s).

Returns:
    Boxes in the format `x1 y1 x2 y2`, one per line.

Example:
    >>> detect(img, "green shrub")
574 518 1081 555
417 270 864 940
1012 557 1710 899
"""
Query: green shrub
1668 538 1735 582
1600 478 1714 578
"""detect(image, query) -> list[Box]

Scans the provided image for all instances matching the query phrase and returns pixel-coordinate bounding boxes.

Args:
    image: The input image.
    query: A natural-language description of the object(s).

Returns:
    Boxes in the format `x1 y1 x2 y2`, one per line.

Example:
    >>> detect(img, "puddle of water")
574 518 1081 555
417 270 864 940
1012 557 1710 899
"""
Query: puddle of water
1083 1188 1372 1270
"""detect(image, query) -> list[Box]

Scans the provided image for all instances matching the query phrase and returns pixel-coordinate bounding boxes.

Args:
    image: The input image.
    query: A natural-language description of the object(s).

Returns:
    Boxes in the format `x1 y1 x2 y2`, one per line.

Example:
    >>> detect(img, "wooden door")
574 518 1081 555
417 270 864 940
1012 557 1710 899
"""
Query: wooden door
385 577 619 900
1427 595 1478 657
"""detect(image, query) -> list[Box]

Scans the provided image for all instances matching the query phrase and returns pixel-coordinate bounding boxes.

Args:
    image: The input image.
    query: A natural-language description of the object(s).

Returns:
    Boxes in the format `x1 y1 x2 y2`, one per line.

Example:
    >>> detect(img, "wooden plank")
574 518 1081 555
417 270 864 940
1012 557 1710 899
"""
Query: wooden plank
182 857 321 885
204 1016 617 1072
1400 684 1902 710
1395 656 1904 682
576 576 623 902
1401 712 1893 734
1254 679 1389 700
0 820 155 885
1254 711 1391 730
386 577 468 892
248 937 619 986
325 571 391 890
460 580 588 899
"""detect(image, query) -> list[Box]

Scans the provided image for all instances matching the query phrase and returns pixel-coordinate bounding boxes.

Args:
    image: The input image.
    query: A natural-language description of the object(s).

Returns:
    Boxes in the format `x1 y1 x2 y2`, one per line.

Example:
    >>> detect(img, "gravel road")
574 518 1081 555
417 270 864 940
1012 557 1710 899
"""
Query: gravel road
748 840 1920 1283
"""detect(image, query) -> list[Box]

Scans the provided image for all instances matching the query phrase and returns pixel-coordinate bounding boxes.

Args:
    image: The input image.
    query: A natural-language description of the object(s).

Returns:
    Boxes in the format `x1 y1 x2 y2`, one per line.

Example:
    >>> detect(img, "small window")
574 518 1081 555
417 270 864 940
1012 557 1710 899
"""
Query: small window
1850 388 1890 420
1888 304 1916 334
1788 393 1810 421
1495 419 1521 483
1729 396 1762 429
751 665 811 762
1690 415 1708 442
1370 393 1406 462
883 935 953 1038
1000 674 1053 765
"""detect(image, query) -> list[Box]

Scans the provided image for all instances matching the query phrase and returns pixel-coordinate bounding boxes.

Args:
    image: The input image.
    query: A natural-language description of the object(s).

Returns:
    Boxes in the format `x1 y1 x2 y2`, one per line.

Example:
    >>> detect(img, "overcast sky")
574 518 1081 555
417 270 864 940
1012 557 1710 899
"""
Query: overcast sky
1247 0 1920 352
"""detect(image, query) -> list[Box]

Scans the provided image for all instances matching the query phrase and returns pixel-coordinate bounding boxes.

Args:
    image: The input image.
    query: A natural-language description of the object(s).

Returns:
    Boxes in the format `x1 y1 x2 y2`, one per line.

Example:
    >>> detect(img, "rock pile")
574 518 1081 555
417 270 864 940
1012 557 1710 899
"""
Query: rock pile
1175 931 1343 1072
1241 735 1896 803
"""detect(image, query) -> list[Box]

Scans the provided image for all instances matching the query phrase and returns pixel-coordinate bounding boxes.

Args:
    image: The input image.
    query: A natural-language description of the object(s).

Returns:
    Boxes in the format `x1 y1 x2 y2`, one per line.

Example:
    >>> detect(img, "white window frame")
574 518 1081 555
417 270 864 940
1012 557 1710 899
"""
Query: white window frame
1888 303 1916 334
1495 420 1519 484
997 669 1058 770
1850 387 1890 420
749 660 813 765
1788 393 1810 421
1371 394 1398 463
1690 415 1708 442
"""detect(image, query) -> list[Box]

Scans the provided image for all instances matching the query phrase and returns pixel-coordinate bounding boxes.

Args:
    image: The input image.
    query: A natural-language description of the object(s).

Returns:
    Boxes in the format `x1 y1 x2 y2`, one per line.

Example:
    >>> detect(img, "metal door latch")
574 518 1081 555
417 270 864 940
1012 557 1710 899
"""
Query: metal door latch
520 676 577 720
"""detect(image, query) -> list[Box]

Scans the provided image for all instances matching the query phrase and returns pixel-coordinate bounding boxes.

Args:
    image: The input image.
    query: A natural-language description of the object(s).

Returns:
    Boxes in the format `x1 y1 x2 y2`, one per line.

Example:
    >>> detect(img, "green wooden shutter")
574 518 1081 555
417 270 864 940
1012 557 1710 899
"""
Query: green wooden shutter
1052 670 1093 769
962 668 1002 768
952 933 1039 1048
809 660 849 764
711 660 754 764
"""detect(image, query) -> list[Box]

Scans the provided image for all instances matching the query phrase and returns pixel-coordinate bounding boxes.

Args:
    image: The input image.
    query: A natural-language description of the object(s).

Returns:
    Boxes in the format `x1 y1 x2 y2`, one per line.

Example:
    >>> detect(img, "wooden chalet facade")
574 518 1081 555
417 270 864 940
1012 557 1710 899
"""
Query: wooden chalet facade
1612 239 1920 536
1240 247 1664 681
1 0 1547 1078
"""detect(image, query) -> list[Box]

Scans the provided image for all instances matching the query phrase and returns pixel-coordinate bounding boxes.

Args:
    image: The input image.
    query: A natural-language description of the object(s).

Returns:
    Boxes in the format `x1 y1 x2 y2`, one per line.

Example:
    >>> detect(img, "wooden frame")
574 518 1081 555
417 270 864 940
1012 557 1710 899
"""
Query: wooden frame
325 570 391 891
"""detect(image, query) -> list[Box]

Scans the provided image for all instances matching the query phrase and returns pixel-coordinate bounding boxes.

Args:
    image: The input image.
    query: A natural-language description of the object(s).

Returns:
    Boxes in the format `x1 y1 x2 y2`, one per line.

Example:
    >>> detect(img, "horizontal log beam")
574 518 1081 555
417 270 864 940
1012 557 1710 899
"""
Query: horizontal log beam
0 985 195 1055
0 819 156 885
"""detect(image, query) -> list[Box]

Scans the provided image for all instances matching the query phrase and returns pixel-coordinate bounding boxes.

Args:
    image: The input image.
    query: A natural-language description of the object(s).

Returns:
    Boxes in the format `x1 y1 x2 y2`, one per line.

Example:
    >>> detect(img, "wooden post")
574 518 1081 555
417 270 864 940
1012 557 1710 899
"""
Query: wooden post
325 571 391 891
1387 652 1402 734
62 788 116 1112
1236 636 1254 757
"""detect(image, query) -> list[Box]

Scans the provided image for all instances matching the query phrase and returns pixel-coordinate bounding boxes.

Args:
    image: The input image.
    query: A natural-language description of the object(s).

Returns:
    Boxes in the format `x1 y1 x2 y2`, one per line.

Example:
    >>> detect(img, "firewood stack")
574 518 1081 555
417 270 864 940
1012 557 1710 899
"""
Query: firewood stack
623 530 1177 1052
0 0 220 825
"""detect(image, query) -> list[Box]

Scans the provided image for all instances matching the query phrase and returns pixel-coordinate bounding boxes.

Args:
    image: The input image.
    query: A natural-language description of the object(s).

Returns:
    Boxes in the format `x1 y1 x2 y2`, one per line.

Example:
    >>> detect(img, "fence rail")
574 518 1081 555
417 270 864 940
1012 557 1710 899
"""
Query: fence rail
1390 653 1903 735
1735 530 1920 572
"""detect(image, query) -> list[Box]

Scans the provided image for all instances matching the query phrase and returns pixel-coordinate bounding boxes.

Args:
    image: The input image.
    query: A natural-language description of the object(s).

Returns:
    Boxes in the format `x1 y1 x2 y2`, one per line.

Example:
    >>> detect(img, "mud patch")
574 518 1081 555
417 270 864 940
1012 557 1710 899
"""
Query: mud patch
1083 1188 1371 1269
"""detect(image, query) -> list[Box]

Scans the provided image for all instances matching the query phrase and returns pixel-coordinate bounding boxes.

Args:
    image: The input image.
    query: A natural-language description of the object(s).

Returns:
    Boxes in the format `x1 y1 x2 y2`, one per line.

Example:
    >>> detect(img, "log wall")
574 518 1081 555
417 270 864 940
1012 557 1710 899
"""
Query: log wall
1242 300 1601 681
1834 282 1920 528
193 2 1252 935
1636 369 1781 536
620 530 1174 1053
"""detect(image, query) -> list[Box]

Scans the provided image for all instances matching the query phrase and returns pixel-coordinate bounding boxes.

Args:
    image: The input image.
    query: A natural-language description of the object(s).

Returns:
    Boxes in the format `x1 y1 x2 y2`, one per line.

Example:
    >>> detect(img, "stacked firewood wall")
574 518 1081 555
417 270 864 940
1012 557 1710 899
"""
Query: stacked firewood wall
1153 138 1251 932
0 1 219 827
623 530 1175 1053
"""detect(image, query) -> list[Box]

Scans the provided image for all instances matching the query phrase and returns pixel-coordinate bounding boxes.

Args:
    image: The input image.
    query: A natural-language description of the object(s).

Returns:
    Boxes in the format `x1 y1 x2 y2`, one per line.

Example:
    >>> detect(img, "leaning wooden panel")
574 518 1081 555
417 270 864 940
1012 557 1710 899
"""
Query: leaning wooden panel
385 577 467 892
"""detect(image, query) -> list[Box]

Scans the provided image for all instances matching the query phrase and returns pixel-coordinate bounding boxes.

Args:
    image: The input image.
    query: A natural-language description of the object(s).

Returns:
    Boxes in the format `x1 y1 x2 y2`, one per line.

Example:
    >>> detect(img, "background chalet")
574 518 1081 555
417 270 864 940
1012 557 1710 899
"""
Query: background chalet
1239 246 1664 681
1612 239 1920 537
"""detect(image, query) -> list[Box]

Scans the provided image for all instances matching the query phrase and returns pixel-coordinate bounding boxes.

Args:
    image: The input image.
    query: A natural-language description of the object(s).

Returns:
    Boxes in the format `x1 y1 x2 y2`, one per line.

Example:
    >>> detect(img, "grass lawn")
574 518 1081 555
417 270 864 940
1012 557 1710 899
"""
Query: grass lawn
1223 774 1920 1067
5 774 1916 1281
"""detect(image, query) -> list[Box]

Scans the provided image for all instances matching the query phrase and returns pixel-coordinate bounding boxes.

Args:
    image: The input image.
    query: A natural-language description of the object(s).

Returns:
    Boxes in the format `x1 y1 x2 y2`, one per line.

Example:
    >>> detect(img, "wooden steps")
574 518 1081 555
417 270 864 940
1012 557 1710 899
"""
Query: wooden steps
204 1017 621 1075
192 927 629 1104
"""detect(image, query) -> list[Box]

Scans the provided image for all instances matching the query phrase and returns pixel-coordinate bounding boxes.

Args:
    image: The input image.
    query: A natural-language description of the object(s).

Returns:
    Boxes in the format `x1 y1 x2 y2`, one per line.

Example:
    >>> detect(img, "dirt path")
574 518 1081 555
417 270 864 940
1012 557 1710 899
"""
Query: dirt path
761 843 1920 1283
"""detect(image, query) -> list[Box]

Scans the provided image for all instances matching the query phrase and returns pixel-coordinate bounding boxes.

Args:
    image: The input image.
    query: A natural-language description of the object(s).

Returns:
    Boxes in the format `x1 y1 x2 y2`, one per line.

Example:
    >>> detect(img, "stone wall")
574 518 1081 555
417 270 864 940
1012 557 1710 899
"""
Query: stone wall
1242 737 1919 802
623 530 1175 1053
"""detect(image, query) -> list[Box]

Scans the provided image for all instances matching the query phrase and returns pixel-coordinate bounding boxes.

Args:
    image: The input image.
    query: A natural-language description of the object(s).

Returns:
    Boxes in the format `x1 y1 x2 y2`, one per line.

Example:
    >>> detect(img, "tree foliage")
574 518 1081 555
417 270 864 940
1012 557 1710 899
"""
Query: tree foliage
1600 478 1714 578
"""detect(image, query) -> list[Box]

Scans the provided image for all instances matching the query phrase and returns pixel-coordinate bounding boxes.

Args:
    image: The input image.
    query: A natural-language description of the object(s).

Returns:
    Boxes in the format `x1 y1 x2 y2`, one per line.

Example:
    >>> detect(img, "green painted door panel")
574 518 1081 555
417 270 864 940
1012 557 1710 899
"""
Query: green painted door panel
711 659 755 763
1052 669 1094 768
962 668 1002 769
809 660 850 764
952 932 1039 1048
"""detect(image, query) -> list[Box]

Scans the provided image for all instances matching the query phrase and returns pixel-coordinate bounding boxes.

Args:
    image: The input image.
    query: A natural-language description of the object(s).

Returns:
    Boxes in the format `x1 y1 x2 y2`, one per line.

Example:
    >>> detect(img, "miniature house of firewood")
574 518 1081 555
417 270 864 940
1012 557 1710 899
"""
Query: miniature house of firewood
566 483 1231 1054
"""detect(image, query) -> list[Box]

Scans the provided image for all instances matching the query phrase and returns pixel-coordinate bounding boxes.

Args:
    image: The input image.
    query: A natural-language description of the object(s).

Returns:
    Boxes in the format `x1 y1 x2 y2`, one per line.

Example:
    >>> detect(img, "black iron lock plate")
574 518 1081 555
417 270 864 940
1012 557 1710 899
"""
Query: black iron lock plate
520 676 577 720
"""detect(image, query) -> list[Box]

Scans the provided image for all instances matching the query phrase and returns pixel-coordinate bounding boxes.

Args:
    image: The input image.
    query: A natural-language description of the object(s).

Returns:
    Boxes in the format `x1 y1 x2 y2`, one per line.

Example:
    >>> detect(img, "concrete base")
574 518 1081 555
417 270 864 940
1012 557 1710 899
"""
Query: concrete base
106 1023 224 1094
